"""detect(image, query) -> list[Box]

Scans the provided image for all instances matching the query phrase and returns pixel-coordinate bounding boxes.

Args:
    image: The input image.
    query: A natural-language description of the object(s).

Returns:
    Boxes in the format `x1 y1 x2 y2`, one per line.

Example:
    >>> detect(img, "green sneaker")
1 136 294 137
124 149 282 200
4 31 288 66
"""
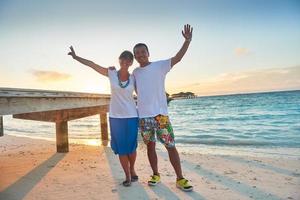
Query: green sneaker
176 178 193 192
148 175 161 186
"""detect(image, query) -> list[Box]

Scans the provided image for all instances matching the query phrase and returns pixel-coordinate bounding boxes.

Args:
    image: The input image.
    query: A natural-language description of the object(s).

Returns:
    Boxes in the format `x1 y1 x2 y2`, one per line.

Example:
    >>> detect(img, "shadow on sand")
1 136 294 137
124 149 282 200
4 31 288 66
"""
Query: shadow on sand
103 147 151 200
221 155 300 177
0 153 66 200
159 151 282 200
104 146 206 200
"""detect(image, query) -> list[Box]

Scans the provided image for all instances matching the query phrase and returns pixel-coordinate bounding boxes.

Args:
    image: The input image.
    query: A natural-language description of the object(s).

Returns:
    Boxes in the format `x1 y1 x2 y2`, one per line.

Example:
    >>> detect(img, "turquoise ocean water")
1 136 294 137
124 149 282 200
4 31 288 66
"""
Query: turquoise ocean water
169 90 300 148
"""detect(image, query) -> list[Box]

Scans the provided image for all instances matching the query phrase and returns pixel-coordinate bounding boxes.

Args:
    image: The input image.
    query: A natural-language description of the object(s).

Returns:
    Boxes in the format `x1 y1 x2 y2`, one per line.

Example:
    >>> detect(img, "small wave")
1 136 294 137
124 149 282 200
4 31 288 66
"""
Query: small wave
175 138 300 147
4 127 50 134
198 114 292 122
176 139 272 146
177 134 229 140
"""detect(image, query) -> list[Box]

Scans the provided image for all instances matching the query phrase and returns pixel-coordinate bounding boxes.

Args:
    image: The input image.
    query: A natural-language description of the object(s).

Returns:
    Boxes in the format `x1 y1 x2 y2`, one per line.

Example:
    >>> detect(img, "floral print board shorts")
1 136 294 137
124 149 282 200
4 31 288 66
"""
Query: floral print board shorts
139 115 175 148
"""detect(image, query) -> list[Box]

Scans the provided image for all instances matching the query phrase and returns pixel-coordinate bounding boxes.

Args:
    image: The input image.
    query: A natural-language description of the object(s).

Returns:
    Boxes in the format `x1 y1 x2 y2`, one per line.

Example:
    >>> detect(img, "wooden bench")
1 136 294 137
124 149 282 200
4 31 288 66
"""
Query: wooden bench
0 88 110 152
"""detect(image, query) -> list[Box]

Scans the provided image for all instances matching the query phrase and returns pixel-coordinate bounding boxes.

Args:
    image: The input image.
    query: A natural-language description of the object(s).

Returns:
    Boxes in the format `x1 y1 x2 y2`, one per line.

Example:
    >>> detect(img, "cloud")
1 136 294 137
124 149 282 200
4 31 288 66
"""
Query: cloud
30 69 72 82
234 47 250 56
171 66 300 96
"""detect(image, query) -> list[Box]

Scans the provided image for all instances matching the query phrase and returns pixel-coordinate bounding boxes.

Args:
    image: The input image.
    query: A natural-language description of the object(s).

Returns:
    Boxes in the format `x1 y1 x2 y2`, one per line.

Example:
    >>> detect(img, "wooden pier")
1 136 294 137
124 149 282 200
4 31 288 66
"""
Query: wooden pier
0 88 110 152
0 116 3 137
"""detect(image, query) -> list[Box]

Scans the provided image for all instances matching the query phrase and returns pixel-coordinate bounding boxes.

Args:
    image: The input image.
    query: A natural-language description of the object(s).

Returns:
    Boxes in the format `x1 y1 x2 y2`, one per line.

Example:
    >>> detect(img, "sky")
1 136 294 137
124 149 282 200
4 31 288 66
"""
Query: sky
0 0 300 96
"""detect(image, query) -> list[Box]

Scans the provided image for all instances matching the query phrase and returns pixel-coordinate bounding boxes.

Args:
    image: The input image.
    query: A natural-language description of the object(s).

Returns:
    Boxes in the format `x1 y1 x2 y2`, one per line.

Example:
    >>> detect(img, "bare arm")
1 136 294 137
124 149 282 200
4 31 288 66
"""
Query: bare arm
171 24 193 67
68 46 109 76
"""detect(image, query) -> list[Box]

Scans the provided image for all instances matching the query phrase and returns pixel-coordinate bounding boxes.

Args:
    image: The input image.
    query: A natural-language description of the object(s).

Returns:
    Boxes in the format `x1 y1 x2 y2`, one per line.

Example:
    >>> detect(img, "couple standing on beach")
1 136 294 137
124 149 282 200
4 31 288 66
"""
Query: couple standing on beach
68 24 193 192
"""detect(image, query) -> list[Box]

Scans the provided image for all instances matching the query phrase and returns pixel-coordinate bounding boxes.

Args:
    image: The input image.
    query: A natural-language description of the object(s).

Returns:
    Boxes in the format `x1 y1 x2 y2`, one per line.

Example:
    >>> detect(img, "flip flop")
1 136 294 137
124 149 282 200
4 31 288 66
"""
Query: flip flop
122 180 131 187
131 175 139 182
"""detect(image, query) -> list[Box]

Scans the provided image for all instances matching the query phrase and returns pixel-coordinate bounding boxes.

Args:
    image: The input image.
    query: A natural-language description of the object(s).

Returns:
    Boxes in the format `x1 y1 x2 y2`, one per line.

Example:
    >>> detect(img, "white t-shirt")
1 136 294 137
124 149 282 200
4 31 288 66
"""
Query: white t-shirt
133 59 172 118
107 69 138 118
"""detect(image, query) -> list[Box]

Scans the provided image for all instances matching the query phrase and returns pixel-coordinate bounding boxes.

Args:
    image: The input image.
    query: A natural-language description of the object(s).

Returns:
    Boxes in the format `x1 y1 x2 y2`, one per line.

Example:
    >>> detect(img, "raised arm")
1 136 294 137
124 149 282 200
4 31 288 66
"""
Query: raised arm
68 46 109 76
171 24 193 67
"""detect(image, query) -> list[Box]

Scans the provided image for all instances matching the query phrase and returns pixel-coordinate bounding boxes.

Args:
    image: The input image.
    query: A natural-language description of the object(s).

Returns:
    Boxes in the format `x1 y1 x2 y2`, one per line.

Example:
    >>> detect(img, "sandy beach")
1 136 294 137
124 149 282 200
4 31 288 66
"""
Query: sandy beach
0 135 299 200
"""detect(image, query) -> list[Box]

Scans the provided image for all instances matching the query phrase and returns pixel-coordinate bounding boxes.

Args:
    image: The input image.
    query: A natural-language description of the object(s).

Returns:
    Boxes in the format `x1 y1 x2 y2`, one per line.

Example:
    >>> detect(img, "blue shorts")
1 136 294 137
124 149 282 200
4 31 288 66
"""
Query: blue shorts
109 117 138 156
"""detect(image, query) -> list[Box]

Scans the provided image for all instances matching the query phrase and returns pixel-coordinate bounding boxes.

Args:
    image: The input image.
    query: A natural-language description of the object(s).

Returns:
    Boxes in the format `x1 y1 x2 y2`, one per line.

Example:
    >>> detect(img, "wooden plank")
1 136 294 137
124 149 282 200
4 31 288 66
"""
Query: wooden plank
1 97 110 116
100 113 108 145
13 105 109 122
0 87 110 98
56 121 69 153
0 88 110 115
0 116 3 137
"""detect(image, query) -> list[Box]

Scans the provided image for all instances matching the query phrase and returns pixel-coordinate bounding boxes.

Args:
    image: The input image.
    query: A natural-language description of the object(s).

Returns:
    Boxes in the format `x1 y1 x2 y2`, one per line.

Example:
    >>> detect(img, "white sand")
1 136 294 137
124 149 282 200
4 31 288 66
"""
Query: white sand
1 135 300 200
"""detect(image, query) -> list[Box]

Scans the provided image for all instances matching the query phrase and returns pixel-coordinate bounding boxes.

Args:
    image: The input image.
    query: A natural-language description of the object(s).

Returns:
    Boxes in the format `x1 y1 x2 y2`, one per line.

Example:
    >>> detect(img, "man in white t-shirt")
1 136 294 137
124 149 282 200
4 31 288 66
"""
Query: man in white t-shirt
132 24 193 192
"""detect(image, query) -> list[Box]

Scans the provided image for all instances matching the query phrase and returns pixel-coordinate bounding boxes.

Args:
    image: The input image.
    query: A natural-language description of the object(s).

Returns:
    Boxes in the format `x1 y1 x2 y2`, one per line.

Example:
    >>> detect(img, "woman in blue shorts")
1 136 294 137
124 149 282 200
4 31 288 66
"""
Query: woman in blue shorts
68 46 138 187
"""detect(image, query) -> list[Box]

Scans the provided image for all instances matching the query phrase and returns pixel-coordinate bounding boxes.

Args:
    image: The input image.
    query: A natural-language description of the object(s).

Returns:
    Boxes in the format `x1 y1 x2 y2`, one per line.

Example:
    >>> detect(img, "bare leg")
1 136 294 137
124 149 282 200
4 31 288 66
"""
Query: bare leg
147 141 159 175
166 146 183 180
119 155 130 181
128 151 137 176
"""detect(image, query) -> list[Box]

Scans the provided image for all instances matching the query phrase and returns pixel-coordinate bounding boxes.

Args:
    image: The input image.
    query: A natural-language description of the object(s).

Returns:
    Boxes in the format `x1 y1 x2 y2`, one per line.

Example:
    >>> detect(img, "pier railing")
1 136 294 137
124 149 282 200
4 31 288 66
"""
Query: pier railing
0 88 110 152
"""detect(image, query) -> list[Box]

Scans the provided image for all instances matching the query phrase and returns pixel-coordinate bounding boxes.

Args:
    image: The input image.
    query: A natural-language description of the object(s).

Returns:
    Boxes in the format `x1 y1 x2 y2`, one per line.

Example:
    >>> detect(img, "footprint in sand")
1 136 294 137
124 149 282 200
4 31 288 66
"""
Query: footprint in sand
224 170 237 175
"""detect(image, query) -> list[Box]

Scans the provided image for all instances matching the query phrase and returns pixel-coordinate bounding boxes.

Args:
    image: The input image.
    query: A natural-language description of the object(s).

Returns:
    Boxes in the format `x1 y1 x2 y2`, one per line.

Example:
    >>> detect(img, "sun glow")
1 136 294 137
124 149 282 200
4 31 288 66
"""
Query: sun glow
85 139 101 146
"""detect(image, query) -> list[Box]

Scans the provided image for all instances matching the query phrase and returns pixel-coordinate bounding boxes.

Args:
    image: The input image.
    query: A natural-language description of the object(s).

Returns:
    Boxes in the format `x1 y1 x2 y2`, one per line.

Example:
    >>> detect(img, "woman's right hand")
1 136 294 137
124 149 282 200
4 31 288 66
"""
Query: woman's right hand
68 46 77 59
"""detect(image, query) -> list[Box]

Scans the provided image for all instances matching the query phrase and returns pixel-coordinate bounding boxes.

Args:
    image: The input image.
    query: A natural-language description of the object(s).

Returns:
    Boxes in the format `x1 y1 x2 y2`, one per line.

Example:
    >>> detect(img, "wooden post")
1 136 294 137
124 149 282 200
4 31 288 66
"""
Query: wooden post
55 121 69 152
100 113 108 145
0 116 3 137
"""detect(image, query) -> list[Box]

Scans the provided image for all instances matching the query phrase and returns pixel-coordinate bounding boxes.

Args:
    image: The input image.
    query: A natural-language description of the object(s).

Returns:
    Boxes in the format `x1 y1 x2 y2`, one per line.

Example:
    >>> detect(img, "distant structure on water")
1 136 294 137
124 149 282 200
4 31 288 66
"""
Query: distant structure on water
171 92 197 100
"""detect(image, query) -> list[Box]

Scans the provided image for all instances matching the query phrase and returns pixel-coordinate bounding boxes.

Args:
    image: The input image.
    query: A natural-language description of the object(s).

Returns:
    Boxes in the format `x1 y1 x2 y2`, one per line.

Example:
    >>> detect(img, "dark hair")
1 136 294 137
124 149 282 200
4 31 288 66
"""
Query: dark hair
119 50 133 61
133 43 149 55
